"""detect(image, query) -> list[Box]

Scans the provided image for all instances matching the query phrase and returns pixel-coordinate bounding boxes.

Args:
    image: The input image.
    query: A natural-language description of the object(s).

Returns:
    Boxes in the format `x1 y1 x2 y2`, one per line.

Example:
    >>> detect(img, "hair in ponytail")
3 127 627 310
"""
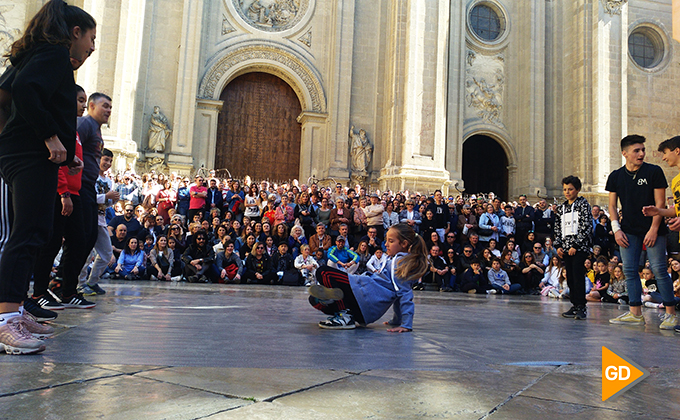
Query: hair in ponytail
389 223 428 282
7 0 95 61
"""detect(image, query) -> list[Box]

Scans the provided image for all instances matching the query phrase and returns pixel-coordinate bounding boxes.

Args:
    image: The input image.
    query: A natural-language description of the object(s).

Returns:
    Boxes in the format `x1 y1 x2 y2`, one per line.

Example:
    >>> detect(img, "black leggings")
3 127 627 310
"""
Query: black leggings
309 266 365 324
33 194 86 298
0 156 58 303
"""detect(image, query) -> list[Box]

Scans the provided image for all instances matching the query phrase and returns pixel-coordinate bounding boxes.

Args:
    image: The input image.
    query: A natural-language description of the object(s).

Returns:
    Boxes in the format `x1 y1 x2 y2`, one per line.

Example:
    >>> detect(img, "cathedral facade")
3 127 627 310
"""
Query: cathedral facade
3 0 680 205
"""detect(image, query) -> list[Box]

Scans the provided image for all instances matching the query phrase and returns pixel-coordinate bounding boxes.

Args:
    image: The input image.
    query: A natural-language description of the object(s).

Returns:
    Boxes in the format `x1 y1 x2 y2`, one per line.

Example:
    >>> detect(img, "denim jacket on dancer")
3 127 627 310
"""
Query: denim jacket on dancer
348 252 417 330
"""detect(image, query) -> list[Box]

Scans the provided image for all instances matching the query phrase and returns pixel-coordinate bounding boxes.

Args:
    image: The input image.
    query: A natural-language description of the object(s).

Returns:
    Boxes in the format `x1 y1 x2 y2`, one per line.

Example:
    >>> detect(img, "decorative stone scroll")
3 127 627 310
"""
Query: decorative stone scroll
199 44 326 113
298 28 312 47
601 0 627 15
0 5 21 72
222 15 236 35
233 0 309 32
465 52 505 128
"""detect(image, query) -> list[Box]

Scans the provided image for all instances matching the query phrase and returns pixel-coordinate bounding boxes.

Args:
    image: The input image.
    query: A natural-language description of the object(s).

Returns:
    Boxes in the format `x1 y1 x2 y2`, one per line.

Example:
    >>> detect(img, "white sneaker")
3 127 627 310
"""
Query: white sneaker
171 276 182 282
644 301 661 309
486 289 497 294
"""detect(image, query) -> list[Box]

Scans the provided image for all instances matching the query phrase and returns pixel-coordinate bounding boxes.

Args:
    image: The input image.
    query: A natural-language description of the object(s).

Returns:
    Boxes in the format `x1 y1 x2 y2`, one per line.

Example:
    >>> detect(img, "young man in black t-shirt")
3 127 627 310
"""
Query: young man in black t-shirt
427 190 449 243
606 135 677 328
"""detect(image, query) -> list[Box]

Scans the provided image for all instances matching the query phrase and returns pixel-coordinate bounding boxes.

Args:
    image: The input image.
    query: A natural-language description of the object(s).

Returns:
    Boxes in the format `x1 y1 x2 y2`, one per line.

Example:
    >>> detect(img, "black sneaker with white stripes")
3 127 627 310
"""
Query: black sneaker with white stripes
32 294 65 311
62 293 96 309
23 298 58 322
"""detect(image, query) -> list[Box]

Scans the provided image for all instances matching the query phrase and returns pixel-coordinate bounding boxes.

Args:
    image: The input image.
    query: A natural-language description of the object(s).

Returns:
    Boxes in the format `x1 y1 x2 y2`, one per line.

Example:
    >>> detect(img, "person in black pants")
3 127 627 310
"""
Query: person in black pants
554 175 593 320
0 0 96 355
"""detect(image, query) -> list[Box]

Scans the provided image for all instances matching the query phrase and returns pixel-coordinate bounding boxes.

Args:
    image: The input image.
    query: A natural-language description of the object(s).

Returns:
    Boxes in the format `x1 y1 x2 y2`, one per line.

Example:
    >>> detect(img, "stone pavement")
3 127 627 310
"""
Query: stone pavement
1 281 679 419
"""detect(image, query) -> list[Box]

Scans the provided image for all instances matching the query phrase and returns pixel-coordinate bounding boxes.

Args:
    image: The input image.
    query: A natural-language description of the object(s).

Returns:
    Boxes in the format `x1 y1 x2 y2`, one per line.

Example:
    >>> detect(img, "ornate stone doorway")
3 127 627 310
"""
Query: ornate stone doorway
215 72 302 183
462 134 509 201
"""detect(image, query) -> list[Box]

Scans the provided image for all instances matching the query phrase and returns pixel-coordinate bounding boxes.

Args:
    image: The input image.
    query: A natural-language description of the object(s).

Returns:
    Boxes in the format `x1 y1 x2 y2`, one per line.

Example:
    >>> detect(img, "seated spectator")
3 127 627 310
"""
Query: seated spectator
420 209 436 239
354 241 371 275
539 256 563 298
115 237 145 280
442 231 461 255
459 259 490 294
424 245 452 292
468 233 484 255
216 241 245 284
288 224 308 257
500 249 520 288
488 258 522 294
181 231 218 283
108 203 143 239
264 236 276 257
399 199 422 233
309 223 332 254
272 242 297 285
366 248 387 273
519 252 544 294
272 222 290 247
147 236 175 282
294 244 319 286
110 224 128 261
239 234 257 261
459 244 475 274
600 265 628 304
337 223 356 250
425 231 444 255
167 223 187 254
243 242 276 284
327 235 359 274
359 226 384 255
167 237 184 277
478 248 494 275
531 242 548 269
520 231 537 255
502 238 520 264
314 249 327 267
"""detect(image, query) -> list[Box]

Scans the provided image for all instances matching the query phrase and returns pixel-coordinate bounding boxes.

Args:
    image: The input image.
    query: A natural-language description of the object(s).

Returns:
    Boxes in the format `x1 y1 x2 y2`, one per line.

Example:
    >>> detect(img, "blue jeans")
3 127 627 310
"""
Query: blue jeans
619 233 675 307
491 283 522 294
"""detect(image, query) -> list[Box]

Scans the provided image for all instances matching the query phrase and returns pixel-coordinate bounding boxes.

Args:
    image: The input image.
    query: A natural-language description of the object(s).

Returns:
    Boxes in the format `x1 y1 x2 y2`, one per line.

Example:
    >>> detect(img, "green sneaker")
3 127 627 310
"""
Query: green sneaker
609 311 645 325
659 314 678 330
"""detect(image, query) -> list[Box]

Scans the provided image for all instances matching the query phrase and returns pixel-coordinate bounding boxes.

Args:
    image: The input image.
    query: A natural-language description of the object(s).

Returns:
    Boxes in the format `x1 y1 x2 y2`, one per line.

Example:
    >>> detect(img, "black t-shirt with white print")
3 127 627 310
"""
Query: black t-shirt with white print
605 162 668 237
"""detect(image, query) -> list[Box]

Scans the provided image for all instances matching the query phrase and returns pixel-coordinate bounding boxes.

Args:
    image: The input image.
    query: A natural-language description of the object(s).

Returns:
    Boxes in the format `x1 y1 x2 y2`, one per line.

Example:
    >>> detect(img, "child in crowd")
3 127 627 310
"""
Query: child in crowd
307 223 428 331
487 258 522 294
314 249 327 267
642 267 662 308
601 265 628 304
272 242 295 285
586 257 610 302
367 248 388 273
295 244 319 287
460 259 489 294
539 256 563 298
558 268 569 299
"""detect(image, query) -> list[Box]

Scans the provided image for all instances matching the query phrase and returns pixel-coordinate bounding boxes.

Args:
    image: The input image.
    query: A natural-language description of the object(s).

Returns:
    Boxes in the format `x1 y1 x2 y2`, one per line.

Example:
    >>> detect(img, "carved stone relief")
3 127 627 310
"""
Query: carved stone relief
465 51 505 128
199 44 326 113
222 15 236 35
601 0 627 16
298 28 312 47
232 0 308 32
0 5 22 72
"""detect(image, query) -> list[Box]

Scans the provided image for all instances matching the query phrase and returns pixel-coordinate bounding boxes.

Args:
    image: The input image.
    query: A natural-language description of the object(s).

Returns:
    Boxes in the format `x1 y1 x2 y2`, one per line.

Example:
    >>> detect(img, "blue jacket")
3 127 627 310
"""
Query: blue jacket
349 253 417 330
327 246 359 264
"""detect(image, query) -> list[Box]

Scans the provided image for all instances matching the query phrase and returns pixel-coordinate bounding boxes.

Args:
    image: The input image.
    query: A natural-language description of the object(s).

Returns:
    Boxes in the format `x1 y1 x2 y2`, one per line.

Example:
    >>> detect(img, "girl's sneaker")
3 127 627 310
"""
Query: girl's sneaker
318 311 355 329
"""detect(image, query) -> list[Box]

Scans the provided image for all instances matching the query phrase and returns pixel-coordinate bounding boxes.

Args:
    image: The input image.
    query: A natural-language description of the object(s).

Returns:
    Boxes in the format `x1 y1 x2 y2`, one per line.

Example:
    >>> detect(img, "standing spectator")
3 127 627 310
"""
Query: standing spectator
457 204 477 243
188 175 207 223
382 202 399 231
205 178 224 219
365 193 385 240
176 178 190 216
294 192 316 238
534 199 555 245
156 180 176 225
477 203 501 247
514 195 535 244
399 199 422 233
427 190 449 242
499 204 516 247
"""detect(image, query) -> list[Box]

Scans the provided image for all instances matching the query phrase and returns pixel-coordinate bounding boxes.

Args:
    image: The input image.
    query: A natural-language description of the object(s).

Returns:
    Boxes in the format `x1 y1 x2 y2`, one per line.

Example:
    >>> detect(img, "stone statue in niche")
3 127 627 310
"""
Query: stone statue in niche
349 126 372 185
147 106 171 152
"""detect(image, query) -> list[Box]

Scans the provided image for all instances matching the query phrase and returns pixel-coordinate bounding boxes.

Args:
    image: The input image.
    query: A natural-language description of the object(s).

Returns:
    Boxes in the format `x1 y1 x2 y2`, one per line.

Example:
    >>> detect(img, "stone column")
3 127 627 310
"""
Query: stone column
445 0 467 192
170 0 204 157
297 111 328 183
180 99 223 176
325 0 356 182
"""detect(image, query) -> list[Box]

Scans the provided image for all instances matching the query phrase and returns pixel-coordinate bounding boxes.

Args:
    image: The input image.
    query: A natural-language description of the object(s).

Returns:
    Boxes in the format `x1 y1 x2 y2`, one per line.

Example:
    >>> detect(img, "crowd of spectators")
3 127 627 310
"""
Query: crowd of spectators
70 169 679 312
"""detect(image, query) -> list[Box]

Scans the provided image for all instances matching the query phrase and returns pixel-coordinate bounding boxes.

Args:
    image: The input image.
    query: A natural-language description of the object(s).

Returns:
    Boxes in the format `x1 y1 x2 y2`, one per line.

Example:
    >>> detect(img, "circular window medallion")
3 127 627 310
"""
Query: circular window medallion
469 3 505 42
628 28 664 69
232 0 309 33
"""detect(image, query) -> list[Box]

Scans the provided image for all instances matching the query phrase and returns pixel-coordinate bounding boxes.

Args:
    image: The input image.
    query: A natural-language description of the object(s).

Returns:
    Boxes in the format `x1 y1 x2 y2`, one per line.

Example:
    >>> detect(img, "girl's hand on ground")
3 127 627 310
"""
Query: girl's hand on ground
386 326 411 333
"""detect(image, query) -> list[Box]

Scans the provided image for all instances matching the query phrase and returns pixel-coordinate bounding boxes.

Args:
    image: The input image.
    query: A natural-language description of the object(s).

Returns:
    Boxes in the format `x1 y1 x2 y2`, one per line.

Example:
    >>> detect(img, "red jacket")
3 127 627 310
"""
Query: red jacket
57 132 83 196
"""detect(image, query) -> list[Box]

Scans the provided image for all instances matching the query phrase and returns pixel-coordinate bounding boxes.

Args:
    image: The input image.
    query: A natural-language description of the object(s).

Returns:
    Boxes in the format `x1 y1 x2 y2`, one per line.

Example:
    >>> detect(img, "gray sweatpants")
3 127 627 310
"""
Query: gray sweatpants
78 225 114 287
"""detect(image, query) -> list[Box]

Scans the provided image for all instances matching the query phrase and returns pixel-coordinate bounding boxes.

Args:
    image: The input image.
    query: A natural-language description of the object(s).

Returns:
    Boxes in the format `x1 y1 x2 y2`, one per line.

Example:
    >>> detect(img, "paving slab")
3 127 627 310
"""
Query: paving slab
1 374 249 420
0 362 119 397
136 367 354 401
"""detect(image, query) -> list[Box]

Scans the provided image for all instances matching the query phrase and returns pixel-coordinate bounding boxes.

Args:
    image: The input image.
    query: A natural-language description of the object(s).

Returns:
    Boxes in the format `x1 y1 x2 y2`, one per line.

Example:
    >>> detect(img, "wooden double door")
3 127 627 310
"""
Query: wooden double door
215 72 302 182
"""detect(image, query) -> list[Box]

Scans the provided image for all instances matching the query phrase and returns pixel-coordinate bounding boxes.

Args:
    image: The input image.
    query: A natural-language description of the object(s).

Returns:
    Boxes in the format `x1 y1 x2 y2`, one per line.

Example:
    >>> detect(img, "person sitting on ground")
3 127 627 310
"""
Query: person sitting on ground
181 230 218 283
586 257 611 302
459 259 490 294
238 234 257 261
366 248 388 274
309 222 332 255
354 241 371 275
115 237 144 280
468 233 484 256
288 224 308 257
243 242 276 284
314 249 327 267
530 242 548 269
488 257 522 295
425 245 452 292
503 237 520 264
294 244 319 287
272 242 296 285
216 241 244 284
600 265 629 304
519 252 544 294
327 235 360 274
359 226 384 255
147 235 175 282
539 256 563 298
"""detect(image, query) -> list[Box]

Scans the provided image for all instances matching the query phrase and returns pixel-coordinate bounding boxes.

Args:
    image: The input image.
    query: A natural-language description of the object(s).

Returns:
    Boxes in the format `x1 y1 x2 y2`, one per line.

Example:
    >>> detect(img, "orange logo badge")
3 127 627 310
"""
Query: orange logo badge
602 346 649 401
